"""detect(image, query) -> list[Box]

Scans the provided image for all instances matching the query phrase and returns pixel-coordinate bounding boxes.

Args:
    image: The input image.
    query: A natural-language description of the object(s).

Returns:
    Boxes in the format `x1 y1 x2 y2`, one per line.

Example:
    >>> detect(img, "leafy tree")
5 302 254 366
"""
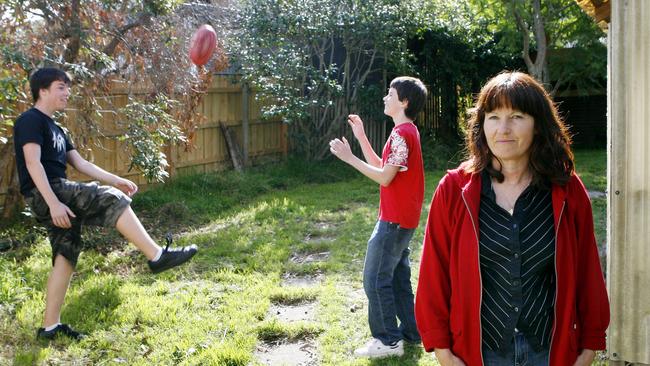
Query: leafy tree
464 0 607 92
396 1 522 142
407 26 520 141
0 0 228 219
121 95 187 182
228 0 422 160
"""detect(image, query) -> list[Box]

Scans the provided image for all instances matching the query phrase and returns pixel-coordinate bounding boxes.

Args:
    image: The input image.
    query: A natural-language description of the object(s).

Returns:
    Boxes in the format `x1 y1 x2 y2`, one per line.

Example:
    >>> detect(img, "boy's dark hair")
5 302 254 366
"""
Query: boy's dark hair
30 68 71 102
390 76 428 121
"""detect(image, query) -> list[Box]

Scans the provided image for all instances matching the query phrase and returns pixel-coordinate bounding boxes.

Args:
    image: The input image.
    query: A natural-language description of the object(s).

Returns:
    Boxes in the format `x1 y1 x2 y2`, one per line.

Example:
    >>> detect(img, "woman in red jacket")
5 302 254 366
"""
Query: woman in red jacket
415 71 609 366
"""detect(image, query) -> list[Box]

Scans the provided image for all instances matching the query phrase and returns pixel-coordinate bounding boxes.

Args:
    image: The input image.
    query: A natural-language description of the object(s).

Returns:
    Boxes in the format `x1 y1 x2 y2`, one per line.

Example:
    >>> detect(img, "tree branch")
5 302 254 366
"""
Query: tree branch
102 12 151 57
511 3 534 73
63 0 81 64
352 48 377 102
550 67 570 96
33 0 56 24
532 0 547 82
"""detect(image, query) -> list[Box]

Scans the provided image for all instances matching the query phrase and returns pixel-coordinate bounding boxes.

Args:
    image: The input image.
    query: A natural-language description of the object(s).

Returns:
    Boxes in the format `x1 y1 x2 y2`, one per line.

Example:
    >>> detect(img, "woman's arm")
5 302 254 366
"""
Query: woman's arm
571 175 610 351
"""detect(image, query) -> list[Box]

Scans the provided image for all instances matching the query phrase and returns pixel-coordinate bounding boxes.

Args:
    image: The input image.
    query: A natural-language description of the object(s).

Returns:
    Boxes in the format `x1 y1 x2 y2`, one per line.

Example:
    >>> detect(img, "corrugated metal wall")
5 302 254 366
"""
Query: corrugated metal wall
607 0 650 363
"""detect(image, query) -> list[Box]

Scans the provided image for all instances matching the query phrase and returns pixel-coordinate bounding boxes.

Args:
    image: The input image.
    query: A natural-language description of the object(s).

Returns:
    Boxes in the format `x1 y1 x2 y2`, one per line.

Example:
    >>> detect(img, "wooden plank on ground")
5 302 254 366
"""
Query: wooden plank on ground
219 121 243 172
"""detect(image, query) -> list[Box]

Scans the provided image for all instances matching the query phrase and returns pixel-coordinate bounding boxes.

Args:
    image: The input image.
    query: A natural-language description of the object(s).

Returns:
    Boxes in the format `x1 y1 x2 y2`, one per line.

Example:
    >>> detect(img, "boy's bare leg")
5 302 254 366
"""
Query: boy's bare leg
43 255 74 327
115 206 161 260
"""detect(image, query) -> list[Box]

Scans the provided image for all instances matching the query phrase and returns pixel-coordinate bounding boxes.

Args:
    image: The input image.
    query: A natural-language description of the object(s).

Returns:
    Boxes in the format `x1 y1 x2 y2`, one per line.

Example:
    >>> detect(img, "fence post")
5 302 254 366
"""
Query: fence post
281 123 288 158
166 144 176 179
242 82 250 167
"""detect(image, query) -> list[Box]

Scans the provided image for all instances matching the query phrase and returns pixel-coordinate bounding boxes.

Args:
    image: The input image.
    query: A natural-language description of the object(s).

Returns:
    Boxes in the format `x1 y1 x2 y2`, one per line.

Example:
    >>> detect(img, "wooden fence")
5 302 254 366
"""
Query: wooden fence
0 75 287 207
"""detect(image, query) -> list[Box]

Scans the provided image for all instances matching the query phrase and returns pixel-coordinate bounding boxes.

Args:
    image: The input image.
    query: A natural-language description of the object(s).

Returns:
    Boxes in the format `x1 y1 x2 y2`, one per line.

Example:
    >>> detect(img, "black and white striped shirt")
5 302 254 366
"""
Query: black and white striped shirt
479 171 556 355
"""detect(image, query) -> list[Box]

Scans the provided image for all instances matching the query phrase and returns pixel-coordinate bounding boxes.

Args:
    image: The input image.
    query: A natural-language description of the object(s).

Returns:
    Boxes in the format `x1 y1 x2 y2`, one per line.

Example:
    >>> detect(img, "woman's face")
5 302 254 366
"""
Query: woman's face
483 107 535 165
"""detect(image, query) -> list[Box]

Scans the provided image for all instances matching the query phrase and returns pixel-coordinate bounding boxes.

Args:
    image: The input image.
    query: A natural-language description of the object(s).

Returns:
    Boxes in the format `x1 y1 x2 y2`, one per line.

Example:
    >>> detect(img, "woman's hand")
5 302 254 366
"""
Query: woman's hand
434 348 466 366
573 349 596 366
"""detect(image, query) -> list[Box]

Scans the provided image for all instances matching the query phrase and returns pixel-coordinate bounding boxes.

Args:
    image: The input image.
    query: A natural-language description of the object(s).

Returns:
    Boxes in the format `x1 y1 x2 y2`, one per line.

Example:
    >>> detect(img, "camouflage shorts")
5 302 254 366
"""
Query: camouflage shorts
24 178 132 267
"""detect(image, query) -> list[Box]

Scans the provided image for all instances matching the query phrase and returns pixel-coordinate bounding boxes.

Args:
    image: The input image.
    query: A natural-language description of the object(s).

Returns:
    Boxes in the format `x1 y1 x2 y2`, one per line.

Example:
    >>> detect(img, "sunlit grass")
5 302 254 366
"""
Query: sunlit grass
0 150 605 365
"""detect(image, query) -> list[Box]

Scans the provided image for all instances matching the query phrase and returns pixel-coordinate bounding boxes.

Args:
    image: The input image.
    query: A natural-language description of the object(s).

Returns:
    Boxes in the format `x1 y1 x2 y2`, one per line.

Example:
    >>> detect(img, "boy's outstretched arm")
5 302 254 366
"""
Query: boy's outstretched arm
329 137 399 187
347 115 382 168
67 150 138 196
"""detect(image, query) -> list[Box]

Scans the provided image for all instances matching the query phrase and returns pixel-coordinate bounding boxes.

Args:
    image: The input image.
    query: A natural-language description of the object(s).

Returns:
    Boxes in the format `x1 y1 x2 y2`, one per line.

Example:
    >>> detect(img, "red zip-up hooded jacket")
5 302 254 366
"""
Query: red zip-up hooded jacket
415 166 610 365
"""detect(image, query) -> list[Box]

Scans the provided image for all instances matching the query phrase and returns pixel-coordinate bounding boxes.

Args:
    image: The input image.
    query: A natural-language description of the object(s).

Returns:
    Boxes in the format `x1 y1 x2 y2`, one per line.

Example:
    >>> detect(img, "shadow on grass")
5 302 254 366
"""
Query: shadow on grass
63 275 123 334
131 158 360 227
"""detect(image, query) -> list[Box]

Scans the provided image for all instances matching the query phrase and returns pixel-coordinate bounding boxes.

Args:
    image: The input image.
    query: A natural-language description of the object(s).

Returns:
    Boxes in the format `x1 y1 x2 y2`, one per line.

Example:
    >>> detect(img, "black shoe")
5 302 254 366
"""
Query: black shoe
36 324 85 341
148 233 198 274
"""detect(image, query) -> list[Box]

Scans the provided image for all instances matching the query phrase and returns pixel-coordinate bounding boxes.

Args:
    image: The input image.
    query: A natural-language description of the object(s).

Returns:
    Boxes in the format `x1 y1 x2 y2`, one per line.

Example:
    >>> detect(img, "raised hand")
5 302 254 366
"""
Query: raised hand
329 137 354 163
347 114 366 140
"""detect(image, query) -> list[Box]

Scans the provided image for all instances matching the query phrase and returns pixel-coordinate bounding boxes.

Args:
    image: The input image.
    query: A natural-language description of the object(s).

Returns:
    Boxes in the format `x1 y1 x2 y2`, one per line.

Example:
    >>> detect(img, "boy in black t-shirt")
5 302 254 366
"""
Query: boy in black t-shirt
13 68 198 341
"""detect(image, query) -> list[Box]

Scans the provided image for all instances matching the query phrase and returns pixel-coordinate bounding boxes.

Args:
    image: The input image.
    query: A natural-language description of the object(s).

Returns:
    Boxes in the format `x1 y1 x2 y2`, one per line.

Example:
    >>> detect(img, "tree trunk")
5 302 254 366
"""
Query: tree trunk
511 0 550 88
0 143 22 220
63 0 81 64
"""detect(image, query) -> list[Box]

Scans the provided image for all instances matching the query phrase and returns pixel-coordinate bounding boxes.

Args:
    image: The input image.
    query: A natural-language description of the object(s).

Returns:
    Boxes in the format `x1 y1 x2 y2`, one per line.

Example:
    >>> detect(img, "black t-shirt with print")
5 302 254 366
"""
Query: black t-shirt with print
14 108 74 196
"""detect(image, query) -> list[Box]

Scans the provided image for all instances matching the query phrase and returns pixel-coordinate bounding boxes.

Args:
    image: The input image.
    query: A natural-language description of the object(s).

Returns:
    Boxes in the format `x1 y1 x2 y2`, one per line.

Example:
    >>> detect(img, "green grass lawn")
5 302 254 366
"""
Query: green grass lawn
574 149 607 192
574 149 607 266
0 150 606 365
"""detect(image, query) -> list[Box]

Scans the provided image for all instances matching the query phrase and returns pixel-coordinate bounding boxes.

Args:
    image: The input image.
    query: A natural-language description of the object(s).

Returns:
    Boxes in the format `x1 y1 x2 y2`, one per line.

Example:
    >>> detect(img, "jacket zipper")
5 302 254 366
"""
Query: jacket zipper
461 191 483 366
548 200 566 365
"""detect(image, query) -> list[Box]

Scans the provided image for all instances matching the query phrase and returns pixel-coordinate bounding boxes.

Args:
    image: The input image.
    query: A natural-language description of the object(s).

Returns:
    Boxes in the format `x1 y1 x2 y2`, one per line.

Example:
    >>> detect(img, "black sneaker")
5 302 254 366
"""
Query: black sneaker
36 324 85 341
148 233 198 274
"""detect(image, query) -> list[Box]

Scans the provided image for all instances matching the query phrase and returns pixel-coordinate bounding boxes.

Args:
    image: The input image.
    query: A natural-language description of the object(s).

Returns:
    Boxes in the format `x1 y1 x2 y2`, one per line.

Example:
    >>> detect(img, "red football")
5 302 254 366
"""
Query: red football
189 25 217 66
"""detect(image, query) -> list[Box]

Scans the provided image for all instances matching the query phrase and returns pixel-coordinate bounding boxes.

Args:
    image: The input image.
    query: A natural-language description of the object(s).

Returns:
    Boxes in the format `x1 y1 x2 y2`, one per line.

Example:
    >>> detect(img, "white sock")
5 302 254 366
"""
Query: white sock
152 248 163 262
44 323 61 331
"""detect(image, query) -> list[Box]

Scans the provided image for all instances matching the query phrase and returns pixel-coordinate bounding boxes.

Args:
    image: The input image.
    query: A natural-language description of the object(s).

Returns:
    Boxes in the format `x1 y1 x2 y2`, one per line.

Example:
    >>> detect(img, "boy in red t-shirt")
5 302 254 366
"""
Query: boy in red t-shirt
329 76 427 358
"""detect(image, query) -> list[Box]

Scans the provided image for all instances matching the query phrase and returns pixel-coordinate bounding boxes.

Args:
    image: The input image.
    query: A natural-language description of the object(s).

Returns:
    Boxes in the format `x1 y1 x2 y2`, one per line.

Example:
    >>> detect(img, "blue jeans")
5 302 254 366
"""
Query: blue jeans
363 220 420 345
482 332 549 366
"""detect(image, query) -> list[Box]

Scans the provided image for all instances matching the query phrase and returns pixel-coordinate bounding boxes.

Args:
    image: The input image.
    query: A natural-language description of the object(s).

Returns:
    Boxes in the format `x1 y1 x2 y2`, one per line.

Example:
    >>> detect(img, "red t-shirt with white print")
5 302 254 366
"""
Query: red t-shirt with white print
378 122 424 229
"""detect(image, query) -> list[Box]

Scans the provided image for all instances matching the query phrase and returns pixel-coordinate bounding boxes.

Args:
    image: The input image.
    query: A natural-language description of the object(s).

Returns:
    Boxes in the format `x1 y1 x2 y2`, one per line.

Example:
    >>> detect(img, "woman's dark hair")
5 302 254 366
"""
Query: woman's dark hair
30 68 71 102
465 71 574 187
390 76 428 121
